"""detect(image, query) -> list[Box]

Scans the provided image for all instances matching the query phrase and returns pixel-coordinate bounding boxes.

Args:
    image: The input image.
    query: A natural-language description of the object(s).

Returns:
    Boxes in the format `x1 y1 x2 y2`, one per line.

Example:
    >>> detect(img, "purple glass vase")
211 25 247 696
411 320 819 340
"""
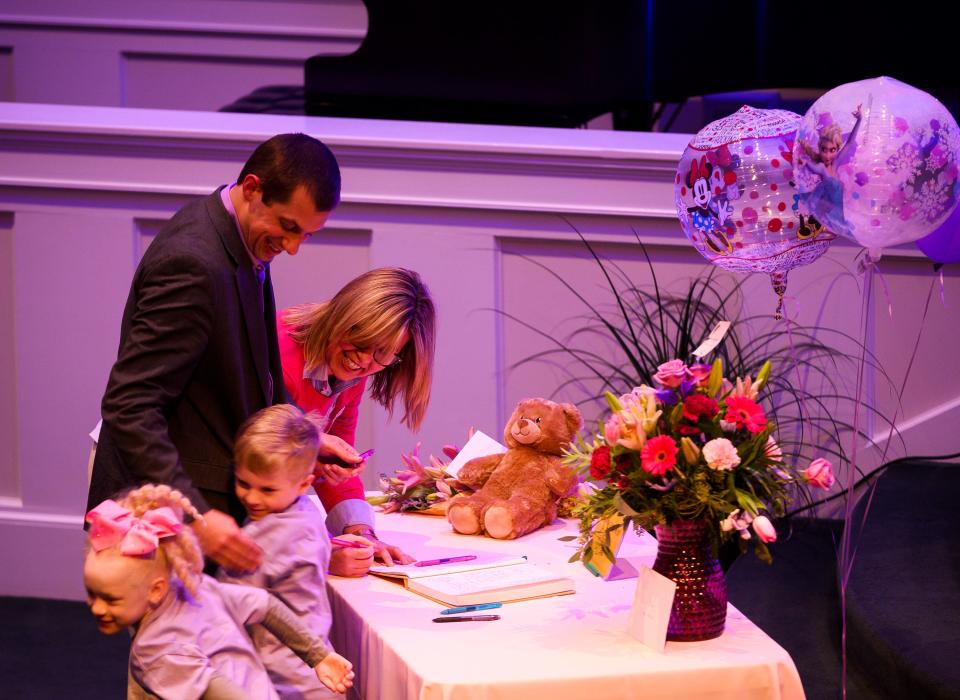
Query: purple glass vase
652 519 727 641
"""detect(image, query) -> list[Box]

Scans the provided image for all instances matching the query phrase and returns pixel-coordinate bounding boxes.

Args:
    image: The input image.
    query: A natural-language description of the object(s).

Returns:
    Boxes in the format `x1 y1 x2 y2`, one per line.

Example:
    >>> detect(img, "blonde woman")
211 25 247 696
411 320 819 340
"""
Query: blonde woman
279 268 436 576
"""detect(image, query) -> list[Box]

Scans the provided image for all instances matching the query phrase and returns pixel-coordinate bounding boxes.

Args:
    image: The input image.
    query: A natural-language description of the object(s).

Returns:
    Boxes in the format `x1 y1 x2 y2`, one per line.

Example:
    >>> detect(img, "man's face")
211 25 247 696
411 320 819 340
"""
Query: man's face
241 181 330 263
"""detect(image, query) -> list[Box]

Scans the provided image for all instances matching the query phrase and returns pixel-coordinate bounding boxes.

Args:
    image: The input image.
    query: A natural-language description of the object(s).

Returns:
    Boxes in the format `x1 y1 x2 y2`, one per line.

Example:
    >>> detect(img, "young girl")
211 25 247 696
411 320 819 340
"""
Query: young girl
797 104 864 237
219 404 368 698
84 483 354 699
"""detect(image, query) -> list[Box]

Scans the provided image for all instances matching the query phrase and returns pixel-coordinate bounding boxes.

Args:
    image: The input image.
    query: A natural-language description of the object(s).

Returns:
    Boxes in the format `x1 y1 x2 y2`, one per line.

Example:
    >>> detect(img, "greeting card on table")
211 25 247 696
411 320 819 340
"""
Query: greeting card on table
626 565 677 652
443 430 506 478
585 515 637 581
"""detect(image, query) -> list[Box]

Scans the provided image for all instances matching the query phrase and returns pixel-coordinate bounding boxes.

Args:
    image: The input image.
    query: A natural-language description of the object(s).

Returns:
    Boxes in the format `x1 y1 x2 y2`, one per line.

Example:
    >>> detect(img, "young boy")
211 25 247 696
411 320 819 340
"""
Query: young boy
218 404 368 698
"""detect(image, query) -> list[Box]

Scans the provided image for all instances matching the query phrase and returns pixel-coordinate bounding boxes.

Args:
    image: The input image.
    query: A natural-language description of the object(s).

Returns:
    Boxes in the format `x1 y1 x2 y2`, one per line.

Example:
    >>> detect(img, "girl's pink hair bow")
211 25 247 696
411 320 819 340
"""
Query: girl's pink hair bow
85 499 182 556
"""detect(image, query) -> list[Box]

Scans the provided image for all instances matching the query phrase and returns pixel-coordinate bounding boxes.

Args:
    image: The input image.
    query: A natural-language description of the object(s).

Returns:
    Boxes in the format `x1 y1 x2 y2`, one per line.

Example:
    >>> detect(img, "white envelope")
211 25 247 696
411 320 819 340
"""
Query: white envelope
444 430 506 478
626 565 677 652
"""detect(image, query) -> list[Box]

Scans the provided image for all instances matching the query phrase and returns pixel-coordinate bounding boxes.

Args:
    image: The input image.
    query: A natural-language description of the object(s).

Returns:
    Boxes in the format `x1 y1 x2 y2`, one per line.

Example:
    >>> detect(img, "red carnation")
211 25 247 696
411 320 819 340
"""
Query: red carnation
590 446 612 479
683 394 720 422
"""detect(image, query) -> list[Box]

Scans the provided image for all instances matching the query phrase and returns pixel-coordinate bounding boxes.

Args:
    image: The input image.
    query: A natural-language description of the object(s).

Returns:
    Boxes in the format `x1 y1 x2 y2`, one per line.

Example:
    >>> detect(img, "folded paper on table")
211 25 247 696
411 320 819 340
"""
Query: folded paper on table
443 430 507 478
587 514 638 581
370 553 574 607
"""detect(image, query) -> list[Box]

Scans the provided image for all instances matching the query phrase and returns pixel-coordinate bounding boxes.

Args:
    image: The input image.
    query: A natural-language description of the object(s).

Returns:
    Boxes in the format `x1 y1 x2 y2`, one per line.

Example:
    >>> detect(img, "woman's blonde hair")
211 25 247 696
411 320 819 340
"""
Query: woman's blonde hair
235 404 322 479
114 484 204 596
284 268 436 430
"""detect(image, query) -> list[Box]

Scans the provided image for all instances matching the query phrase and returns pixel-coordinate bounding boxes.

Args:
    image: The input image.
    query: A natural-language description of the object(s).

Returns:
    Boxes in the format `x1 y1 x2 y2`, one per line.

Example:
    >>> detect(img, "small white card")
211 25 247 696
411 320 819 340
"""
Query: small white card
692 320 732 358
443 430 507 478
626 565 677 652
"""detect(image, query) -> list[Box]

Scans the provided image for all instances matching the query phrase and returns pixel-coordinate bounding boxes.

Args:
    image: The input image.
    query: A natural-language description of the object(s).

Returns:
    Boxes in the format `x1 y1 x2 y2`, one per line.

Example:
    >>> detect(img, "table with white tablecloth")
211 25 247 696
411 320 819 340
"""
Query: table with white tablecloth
326 512 805 700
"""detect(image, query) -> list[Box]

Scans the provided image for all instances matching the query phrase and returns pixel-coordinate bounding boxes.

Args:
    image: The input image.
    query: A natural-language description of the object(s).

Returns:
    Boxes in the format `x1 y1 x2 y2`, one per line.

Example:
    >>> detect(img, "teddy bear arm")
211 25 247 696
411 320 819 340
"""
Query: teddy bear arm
543 461 578 497
456 453 503 488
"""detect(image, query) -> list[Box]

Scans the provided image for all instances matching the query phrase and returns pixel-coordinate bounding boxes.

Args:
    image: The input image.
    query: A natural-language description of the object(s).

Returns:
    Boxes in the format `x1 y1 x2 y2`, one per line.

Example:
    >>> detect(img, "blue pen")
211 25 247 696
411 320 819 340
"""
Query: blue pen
440 602 503 615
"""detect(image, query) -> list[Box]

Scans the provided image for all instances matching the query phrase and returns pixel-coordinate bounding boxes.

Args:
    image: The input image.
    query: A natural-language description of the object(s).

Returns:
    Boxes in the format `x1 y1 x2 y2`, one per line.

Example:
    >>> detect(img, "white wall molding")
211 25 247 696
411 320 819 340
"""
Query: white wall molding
0 104 688 218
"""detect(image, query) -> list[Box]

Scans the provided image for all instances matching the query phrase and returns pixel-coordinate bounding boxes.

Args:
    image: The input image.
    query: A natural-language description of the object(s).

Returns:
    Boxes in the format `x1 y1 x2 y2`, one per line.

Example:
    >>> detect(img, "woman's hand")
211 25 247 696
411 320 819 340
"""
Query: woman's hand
343 526 416 567
328 534 376 577
315 433 366 485
315 461 366 486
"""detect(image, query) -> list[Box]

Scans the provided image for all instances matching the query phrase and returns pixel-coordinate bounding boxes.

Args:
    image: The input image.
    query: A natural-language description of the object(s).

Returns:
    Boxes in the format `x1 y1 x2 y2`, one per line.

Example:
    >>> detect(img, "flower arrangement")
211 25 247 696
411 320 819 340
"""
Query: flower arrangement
507 232 901 525
369 439 466 515
564 357 836 566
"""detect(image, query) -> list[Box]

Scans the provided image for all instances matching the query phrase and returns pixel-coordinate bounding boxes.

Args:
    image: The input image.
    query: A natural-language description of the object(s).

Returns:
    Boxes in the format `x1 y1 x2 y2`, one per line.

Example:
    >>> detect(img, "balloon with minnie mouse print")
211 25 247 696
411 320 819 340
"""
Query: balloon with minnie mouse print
675 105 835 319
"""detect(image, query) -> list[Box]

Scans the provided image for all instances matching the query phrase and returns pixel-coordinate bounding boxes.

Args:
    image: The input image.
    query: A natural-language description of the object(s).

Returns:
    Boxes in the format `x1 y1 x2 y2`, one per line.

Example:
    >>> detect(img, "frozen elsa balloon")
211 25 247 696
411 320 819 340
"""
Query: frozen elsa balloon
795 104 863 239
795 77 960 256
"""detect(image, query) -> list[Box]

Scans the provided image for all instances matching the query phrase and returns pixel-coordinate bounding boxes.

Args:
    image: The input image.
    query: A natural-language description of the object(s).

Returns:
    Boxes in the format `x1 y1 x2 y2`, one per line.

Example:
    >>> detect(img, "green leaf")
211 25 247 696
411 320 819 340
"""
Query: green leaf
734 488 763 514
557 535 578 542
600 543 616 563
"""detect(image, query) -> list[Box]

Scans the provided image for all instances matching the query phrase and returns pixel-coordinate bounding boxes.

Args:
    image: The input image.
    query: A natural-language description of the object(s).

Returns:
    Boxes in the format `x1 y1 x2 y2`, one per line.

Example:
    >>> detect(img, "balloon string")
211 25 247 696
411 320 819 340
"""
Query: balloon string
875 266 893 319
838 261 933 698
838 261 874 700
936 264 946 308
857 253 894 318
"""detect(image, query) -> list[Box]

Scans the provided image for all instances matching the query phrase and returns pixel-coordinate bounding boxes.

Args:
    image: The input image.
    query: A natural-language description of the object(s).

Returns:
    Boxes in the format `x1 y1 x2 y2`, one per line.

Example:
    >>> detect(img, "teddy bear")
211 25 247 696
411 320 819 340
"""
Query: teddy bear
447 398 583 539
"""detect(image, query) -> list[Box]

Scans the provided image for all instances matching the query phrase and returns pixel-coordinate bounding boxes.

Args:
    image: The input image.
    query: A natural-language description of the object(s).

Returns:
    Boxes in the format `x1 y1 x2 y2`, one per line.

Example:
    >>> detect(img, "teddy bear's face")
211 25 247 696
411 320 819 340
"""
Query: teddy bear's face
504 398 582 455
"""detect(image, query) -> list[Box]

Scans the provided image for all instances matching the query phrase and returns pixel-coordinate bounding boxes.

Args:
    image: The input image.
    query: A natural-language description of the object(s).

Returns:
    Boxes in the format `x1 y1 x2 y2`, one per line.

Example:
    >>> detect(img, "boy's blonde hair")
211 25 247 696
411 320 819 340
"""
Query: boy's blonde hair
234 404 322 480
107 484 204 596
283 267 436 431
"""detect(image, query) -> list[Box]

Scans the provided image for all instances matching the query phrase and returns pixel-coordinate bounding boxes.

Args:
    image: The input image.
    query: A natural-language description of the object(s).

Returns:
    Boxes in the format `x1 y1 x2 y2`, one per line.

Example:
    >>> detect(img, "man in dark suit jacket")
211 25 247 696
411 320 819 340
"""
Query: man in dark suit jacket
88 133 359 572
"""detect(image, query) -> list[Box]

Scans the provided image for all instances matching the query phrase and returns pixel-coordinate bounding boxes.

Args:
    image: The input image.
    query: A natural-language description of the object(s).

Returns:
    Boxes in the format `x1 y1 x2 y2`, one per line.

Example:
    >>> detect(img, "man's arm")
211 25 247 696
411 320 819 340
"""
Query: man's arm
101 253 215 510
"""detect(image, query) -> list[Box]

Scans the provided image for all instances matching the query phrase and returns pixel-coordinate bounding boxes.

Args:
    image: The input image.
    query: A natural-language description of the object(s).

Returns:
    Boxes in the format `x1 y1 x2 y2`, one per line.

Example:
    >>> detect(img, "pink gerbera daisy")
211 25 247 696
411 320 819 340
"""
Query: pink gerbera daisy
640 435 678 476
724 396 767 435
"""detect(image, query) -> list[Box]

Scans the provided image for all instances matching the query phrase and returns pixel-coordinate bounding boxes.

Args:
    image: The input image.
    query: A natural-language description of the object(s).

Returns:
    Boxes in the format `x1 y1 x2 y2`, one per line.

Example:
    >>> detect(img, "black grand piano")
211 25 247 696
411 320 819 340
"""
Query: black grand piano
223 1 958 130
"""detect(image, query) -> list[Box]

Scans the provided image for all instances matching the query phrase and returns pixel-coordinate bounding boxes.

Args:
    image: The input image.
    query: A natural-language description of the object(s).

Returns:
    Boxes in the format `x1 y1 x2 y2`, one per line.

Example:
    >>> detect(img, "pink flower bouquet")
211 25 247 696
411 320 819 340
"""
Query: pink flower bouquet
565 358 835 564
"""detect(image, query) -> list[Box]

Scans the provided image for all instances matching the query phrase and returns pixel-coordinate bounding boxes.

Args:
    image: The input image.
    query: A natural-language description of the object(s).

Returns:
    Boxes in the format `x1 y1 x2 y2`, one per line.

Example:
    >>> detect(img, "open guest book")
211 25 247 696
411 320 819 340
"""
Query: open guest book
369 553 575 607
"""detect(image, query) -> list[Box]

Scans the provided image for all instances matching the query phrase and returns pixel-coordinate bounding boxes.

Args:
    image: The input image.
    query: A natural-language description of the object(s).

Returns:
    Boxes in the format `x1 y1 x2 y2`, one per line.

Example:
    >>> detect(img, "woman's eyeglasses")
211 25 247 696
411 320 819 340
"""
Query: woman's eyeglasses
356 346 403 368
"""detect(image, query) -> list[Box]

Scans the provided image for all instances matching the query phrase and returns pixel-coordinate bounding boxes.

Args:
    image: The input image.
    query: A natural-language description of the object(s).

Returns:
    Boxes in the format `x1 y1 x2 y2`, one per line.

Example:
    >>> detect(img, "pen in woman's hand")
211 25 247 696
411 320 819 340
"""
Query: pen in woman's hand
330 537 372 549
